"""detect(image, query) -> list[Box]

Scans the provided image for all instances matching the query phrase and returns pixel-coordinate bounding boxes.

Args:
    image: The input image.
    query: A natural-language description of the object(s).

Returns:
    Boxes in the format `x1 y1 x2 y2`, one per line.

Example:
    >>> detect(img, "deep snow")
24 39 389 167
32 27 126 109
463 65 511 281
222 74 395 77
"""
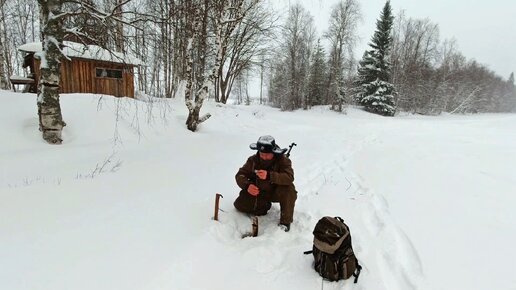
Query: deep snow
1 90 515 290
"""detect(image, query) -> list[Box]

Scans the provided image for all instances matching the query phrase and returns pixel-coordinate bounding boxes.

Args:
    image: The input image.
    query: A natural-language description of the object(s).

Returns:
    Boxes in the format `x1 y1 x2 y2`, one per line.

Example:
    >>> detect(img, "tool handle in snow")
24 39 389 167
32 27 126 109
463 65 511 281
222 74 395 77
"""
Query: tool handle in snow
252 216 259 237
214 193 223 221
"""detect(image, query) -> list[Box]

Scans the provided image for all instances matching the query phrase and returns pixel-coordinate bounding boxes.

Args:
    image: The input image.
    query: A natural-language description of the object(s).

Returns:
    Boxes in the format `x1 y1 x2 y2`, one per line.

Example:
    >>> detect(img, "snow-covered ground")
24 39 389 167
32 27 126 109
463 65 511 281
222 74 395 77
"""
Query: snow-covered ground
1 90 515 290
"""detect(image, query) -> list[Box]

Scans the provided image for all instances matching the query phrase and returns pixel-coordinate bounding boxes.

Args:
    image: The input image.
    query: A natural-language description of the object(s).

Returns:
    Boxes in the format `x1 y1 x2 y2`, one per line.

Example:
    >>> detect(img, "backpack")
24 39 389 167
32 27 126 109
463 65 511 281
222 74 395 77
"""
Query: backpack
304 216 362 283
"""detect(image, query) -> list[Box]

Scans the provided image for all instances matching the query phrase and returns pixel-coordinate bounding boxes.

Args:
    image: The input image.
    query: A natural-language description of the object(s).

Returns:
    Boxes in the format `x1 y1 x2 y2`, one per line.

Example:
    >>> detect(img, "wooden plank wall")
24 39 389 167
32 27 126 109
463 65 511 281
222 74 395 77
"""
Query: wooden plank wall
33 58 135 98
32 58 40 90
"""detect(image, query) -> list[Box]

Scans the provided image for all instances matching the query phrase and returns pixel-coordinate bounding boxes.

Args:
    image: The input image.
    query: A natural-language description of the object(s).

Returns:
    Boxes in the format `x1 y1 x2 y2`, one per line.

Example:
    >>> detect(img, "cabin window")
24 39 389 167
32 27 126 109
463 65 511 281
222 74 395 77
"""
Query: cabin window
96 68 123 79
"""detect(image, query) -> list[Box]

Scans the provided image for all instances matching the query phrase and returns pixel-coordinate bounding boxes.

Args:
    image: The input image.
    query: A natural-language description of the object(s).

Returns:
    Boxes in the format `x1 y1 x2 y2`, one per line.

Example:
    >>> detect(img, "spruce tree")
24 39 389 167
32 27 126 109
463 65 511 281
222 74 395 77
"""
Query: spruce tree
307 40 328 107
355 1 397 116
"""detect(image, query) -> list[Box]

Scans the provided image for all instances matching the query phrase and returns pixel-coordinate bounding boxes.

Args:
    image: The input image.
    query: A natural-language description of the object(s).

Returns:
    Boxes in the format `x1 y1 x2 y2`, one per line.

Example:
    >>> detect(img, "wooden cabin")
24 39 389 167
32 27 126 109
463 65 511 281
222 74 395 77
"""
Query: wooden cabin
13 41 141 98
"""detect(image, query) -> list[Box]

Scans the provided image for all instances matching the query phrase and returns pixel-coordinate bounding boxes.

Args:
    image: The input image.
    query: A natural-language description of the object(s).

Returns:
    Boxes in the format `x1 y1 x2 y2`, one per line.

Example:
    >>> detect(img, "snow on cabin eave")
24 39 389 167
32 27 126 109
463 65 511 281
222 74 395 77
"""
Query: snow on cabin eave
17 41 143 66
57 56 140 68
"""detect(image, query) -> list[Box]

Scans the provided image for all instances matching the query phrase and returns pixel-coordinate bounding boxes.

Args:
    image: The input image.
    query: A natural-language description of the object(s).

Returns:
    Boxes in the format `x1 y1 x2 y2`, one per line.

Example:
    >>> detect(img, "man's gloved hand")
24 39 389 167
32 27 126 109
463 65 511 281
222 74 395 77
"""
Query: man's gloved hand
255 170 268 180
247 184 260 196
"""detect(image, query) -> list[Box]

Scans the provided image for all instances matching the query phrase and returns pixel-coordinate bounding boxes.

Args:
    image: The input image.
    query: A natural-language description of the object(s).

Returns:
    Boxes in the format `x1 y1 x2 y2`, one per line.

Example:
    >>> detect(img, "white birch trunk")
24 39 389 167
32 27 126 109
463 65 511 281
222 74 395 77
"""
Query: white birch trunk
0 8 7 89
184 3 212 132
37 0 66 144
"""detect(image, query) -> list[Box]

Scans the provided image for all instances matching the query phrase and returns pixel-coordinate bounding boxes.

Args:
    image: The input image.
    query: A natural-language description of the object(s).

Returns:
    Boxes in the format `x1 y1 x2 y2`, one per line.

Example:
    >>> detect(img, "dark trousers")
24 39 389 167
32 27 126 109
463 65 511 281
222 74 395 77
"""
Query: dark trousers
233 185 297 224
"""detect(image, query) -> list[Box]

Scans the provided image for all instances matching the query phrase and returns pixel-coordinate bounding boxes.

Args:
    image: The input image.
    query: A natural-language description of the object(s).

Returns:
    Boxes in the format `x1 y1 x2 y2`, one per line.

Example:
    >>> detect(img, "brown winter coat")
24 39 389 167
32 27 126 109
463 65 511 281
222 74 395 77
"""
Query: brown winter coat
236 154 295 192
234 153 297 224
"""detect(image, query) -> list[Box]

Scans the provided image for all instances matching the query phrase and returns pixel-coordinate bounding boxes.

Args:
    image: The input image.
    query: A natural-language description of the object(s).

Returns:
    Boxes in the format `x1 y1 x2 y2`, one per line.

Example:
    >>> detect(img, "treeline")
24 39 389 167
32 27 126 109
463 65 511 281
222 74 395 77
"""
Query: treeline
0 0 515 116
269 1 360 111
267 1 516 114
0 0 274 101
0 0 39 89
390 12 515 114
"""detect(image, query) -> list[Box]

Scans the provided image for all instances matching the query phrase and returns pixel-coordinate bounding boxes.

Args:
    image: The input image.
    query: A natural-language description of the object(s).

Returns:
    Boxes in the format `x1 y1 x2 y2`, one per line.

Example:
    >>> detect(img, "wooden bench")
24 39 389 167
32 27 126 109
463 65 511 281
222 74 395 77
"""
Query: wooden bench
9 75 36 92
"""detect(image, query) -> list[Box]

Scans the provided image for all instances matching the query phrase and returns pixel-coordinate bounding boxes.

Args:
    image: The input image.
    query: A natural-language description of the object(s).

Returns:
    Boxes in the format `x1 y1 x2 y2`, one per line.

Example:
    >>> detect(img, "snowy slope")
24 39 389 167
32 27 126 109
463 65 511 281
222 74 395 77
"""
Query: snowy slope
0 90 515 290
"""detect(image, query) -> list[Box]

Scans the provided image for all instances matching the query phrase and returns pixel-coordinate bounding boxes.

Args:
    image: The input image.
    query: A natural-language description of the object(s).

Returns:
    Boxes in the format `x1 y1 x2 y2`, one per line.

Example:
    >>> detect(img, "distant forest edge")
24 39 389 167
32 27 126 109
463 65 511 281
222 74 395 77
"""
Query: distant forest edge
1 0 515 116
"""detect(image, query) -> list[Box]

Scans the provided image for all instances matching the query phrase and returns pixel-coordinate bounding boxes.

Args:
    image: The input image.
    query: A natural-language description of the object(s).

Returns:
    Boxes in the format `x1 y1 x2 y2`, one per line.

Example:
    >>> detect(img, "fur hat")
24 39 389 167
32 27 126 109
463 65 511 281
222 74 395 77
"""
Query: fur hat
250 135 286 154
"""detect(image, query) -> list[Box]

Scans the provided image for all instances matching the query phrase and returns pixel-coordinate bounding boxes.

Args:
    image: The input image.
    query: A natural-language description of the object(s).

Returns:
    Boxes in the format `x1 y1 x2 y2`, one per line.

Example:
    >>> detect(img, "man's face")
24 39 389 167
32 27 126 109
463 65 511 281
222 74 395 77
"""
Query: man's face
259 152 274 160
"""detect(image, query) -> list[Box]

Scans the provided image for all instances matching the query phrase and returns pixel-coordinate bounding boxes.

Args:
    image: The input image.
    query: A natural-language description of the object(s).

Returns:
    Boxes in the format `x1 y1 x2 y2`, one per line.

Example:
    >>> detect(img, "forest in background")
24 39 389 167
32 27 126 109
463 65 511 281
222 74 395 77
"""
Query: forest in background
1 0 515 115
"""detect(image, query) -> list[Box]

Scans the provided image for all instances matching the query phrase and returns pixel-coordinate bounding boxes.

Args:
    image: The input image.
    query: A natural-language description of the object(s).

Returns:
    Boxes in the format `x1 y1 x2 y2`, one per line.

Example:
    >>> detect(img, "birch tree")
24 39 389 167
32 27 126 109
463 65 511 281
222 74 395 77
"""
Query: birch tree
140 0 176 97
324 0 361 107
37 0 67 144
183 0 258 131
0 0 7 89
183 0 210 131
213 0 273 104
269 3 315 110
390 12 440 112
36 0 141 144
0 0 40 87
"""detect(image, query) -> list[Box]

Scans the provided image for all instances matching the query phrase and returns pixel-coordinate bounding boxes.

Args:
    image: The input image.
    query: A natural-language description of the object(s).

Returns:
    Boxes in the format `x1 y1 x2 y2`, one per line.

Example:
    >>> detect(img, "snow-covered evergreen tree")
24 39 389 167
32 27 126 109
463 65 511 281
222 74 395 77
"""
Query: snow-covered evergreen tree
355 1 397 116
307 40 327 107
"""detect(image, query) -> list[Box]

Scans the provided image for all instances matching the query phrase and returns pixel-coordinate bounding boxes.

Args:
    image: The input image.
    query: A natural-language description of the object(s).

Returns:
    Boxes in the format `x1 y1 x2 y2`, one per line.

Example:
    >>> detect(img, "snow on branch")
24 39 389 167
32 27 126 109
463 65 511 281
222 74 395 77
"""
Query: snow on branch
47 36 71 61
64 0 147 28
198 113 212 124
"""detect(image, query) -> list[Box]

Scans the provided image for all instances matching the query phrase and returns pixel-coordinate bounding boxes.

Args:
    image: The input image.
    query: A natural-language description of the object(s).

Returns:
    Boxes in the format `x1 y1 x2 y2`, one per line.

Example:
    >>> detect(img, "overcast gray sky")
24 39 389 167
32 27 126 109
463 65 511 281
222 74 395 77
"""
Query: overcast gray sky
273 0 516 79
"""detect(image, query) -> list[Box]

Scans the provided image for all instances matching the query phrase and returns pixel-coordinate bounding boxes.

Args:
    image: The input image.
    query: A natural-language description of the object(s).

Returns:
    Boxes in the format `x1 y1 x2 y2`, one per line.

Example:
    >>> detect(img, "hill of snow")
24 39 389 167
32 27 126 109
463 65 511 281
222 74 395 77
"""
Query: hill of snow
1 90 515 290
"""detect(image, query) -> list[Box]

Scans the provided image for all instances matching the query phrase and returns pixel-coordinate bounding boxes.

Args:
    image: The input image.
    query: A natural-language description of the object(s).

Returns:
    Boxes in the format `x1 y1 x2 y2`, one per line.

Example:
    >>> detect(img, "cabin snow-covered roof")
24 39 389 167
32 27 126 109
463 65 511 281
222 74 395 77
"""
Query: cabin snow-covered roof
18 41 142 66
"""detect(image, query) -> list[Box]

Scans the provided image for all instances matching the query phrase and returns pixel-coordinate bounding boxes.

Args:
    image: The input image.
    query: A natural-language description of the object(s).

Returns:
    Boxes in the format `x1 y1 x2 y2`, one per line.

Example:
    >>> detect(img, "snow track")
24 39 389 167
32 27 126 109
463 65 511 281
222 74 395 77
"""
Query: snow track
294 134 425 290
353 174 424 289
207 132 426 290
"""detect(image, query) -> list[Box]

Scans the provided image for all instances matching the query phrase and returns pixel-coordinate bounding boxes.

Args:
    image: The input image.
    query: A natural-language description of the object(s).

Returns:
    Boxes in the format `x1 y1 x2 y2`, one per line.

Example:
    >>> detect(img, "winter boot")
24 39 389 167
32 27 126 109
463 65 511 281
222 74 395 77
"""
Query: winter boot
278 223 290 232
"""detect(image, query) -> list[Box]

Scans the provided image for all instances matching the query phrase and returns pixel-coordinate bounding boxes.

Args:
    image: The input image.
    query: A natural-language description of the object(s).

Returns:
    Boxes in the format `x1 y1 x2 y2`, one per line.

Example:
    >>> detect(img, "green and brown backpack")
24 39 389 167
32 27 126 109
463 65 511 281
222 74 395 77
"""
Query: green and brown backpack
304 216 362 283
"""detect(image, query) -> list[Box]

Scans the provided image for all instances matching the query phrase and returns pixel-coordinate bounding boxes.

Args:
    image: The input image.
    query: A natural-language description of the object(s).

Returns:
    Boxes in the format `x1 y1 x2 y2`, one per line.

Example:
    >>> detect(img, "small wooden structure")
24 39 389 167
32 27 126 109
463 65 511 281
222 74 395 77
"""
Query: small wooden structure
9 75 35 92
15 41 141 98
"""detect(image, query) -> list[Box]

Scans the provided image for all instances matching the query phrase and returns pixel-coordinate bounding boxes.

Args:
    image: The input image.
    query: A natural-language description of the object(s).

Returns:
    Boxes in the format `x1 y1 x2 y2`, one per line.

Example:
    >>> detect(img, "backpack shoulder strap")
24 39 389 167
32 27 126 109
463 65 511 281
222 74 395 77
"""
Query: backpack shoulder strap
353 257 362 283
335 216 344 223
